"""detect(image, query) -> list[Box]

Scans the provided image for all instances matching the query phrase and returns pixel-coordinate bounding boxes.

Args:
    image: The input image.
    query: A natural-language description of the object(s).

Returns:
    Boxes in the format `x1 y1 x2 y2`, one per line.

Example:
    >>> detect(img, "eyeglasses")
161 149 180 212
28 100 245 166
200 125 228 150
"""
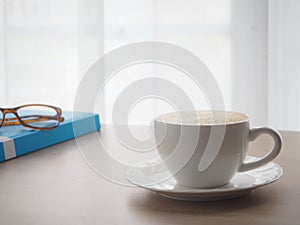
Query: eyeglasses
0 104 64 130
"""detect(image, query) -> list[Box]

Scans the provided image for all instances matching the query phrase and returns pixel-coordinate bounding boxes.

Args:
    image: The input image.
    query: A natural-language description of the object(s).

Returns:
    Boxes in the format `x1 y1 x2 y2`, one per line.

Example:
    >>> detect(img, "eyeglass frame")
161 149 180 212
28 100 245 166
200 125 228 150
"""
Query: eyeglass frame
0 104 65 130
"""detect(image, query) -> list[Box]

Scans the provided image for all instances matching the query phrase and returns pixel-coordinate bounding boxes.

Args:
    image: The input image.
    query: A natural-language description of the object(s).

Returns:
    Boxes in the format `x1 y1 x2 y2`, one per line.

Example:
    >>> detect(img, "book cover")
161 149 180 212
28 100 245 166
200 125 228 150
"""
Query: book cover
0 111 101 162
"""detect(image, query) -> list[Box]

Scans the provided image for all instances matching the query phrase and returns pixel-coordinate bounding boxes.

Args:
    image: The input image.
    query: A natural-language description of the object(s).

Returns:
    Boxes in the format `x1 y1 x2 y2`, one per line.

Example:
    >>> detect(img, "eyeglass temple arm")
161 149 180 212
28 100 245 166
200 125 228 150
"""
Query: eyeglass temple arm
2 115 64 126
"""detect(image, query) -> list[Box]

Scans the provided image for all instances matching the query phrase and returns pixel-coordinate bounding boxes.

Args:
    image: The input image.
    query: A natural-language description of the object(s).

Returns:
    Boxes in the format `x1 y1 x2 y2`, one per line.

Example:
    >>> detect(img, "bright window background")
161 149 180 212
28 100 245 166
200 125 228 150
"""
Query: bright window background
0 0 103 107
0 0 299 130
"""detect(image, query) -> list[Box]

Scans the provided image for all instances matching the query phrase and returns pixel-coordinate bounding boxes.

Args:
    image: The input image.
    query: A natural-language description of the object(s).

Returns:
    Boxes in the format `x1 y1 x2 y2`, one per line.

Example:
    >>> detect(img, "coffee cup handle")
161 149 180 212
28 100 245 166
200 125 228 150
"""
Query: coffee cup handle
238 127 282 172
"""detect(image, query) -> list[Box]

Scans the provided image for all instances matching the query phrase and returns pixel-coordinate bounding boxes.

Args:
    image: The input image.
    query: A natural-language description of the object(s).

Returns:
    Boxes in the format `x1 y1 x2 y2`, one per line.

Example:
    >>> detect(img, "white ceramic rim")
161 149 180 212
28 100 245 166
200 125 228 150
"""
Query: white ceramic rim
126 156 283 194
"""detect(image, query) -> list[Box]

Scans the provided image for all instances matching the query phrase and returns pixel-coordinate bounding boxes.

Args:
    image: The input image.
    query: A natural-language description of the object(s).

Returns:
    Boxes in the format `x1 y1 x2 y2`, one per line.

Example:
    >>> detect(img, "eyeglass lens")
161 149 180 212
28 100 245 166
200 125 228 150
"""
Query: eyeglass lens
17 105 59 129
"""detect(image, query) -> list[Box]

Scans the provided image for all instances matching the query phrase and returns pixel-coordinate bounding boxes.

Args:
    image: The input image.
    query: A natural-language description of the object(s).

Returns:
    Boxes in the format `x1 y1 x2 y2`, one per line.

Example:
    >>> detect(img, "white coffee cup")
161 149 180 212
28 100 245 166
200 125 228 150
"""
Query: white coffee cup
153 111 282 188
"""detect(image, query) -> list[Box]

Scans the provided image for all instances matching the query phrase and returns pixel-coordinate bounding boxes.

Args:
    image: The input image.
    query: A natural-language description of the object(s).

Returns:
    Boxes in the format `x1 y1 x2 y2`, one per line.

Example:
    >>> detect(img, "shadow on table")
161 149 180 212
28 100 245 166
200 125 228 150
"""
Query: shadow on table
128 187 280 216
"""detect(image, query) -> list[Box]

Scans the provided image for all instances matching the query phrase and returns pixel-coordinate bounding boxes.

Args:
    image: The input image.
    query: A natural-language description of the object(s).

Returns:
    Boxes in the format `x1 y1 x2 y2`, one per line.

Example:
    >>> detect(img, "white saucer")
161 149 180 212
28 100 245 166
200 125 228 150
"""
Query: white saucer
126 156 283 201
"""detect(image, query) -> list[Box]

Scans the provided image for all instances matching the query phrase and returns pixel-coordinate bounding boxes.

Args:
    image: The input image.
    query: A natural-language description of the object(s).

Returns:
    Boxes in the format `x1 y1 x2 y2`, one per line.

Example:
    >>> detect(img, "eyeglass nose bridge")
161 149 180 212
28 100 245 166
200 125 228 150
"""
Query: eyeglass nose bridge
2 109 14 114
0 109 24 127
2 109 19 117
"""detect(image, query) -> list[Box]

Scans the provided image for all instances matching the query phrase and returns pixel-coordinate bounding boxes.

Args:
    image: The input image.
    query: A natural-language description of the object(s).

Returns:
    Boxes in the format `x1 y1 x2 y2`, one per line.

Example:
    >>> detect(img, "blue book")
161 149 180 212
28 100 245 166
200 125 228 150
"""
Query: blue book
0 111 100 162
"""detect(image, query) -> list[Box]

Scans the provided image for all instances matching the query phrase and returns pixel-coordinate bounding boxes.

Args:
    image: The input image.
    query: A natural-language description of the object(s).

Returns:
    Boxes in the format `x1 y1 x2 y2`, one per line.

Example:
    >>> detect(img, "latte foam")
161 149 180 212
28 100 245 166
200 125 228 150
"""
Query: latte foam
155 111 248 125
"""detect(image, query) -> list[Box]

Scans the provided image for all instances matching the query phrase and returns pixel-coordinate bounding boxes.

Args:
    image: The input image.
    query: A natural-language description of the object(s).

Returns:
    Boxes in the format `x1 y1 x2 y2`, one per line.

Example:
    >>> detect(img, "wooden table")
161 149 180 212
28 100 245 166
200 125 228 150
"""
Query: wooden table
0 125 299 225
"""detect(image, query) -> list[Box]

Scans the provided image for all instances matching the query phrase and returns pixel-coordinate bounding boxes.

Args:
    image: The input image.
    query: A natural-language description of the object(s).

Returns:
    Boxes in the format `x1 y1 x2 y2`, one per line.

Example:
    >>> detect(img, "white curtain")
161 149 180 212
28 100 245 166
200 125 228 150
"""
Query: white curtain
268 0 300 130
0 0 103 109
0 0 299 131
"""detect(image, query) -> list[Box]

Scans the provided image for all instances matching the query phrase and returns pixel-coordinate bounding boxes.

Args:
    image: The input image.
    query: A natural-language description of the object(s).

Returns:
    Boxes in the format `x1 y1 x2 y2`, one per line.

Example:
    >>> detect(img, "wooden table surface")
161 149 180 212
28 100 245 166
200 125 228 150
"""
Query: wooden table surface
0 125 299 225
